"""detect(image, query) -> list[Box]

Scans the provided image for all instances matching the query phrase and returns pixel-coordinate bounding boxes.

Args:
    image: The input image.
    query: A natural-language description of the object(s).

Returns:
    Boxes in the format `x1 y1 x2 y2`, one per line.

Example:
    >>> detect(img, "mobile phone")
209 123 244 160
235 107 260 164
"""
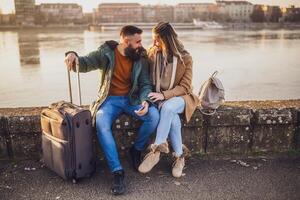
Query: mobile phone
135 105 145 112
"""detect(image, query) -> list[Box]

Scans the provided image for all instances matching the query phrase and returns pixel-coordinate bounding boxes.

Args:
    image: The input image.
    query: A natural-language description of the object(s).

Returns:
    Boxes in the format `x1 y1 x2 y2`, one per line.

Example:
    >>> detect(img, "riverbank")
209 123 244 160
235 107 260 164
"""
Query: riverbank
224 22 300 30
1 22 300 31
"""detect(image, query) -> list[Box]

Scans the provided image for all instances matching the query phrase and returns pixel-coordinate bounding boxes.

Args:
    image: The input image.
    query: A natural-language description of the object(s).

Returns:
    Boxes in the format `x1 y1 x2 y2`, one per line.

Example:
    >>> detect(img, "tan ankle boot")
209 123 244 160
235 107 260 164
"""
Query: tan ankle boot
156 142 169 154
172 153 185 178
138 143 169 173
182 144 191 158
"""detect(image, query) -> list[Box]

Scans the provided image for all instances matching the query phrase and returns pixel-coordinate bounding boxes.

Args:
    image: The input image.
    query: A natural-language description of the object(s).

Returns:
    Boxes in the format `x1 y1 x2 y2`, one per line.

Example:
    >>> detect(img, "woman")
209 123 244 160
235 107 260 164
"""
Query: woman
138 22 199 177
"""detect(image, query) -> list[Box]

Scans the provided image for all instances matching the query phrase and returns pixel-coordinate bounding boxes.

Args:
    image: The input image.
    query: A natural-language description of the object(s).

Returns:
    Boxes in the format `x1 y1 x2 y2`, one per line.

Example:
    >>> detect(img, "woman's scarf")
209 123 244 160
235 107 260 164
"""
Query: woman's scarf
152 49 178 93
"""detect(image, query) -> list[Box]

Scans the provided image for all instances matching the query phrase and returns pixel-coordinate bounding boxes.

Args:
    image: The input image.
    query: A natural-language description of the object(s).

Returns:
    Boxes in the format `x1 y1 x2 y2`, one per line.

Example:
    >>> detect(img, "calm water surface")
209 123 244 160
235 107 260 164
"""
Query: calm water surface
0 29 299 107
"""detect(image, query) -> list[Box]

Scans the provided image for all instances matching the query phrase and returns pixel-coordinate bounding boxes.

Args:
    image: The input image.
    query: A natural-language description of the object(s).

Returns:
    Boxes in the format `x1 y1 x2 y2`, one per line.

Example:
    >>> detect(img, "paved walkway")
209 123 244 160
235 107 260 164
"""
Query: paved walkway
1 154 300 200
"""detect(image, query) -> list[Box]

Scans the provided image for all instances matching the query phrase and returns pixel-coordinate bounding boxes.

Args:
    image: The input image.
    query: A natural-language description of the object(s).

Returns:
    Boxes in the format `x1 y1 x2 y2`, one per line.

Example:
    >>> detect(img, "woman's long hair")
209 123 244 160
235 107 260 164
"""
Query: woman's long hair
151 22 188 64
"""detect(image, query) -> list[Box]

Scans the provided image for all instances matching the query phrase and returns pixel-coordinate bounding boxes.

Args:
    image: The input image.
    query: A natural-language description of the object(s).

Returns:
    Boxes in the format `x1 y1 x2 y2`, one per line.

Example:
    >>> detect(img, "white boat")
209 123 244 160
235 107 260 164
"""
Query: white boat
193 19 224 29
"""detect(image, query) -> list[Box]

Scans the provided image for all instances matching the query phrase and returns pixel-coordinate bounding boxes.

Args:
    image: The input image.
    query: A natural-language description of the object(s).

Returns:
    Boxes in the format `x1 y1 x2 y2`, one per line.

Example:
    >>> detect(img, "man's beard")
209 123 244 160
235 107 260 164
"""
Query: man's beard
124 45 144 61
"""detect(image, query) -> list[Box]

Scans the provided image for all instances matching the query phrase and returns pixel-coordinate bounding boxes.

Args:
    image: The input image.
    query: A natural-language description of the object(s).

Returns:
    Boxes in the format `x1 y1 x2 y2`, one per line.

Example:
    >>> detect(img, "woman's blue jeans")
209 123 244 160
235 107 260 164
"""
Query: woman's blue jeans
95 96 160 173
154 96 185 157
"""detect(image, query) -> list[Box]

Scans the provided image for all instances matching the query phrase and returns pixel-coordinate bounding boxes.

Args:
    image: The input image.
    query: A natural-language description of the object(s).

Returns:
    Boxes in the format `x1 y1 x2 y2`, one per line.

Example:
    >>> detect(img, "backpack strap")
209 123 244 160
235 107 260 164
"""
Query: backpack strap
211 70 218 78
199 108 217 115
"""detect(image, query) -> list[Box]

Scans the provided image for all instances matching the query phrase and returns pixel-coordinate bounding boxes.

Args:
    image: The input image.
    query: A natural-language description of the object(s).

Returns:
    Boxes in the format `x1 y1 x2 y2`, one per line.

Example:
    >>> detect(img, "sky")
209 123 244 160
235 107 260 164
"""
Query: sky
1 0 300 14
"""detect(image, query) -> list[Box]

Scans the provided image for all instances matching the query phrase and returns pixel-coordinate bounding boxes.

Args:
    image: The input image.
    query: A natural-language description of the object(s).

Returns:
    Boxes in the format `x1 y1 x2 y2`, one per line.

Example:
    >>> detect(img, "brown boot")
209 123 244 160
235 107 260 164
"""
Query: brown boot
156 142 169 154
172 153 185 178
138 142 169 173
182 144 191 158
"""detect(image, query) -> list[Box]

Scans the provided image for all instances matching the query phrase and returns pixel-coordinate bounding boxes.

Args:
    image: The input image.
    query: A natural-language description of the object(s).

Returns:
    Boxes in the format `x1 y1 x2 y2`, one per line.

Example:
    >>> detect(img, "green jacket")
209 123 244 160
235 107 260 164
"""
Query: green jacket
67 40 153 126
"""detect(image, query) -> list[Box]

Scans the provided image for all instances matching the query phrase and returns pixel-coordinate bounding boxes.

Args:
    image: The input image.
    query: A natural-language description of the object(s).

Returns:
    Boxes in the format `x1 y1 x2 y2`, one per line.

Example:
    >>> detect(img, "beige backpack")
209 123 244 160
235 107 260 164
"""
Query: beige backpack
198 71 225 115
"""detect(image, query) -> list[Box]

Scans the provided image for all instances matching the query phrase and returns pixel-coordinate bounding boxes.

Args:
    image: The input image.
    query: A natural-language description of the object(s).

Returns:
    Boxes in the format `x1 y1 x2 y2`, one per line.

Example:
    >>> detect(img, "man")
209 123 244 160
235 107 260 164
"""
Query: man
64 26 159 195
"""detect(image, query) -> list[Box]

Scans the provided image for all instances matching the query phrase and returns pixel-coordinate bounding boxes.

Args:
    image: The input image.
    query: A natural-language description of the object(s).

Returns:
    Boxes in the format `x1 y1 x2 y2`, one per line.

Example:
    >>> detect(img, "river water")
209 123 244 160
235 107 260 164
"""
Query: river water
0 29 299 107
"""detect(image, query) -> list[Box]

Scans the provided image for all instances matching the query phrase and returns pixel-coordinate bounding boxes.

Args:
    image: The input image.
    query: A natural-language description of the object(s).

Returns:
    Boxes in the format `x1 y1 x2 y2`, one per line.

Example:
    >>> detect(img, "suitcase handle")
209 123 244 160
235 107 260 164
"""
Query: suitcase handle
67 62 82 106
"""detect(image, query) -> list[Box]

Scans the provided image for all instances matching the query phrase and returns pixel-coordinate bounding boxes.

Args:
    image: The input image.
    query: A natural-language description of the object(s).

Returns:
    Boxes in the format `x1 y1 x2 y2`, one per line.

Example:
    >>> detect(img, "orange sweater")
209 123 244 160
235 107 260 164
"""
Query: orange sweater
109 48 133 96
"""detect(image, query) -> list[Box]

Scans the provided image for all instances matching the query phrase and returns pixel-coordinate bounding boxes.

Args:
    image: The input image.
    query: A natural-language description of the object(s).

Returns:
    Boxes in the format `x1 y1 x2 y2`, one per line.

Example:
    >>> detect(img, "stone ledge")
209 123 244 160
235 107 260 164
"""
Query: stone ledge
255 108 295 125
0 100 300 160
207 106 252 127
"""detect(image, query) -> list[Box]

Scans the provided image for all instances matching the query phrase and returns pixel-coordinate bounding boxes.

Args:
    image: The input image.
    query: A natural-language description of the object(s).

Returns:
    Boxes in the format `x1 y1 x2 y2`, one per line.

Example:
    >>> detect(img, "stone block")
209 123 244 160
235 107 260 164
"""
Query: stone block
252 125 295 152
252 108 296 152
6 115 42 159
183 109 204 127
208 106 252 127
7 115 41 134
0 116 8 159
181 127 205 153
255 108 294 125
206 126 251 154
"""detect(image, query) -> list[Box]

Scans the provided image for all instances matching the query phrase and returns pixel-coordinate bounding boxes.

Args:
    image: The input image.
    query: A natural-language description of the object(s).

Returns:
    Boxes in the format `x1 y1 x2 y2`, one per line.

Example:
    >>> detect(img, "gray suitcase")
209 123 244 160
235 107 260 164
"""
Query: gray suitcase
41 65 95 181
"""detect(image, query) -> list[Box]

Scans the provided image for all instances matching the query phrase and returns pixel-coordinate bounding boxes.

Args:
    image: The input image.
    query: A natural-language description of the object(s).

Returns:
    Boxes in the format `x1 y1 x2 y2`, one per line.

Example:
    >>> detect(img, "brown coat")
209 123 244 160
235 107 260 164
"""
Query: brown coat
150 53 200 123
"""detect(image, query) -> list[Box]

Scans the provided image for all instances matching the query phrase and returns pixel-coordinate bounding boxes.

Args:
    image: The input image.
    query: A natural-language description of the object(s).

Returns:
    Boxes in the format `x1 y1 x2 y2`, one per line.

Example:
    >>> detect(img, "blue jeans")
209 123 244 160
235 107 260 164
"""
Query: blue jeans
154 97 185 157
95 96 160 173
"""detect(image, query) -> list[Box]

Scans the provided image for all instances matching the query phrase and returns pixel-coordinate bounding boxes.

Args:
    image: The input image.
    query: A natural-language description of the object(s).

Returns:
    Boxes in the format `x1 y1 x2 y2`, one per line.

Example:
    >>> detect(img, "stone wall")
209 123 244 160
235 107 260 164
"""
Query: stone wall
0 100 299 160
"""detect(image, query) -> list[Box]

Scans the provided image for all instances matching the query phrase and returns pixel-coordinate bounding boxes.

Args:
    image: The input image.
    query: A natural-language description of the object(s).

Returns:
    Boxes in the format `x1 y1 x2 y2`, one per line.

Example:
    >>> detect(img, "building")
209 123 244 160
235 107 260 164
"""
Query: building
36 3 83 24
263 5 282 22
14 0 35 26
174 3 218 22
251 5 283 22
142 5 174 22
283 5 300 22
83 13 93 24
250 5 266 22
216 1 254 22
0 14 15 25
93 3 218 23
93 3 143 23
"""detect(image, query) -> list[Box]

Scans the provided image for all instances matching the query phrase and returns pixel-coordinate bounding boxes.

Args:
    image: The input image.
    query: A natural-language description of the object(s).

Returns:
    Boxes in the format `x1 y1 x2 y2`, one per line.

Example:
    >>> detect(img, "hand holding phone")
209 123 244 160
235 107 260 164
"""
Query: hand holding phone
134 101 149 116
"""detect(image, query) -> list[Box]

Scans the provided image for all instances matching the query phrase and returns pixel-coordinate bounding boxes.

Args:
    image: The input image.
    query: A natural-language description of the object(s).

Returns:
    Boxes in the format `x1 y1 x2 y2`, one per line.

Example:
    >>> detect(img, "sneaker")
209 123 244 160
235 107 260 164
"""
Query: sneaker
129 145 141 171
111 170 126 195
138 143 169 173
172 153 185 178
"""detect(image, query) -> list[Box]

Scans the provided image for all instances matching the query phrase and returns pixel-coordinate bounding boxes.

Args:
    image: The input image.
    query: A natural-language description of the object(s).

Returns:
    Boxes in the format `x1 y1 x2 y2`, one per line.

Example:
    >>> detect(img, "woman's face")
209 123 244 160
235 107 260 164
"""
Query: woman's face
152 33 162 49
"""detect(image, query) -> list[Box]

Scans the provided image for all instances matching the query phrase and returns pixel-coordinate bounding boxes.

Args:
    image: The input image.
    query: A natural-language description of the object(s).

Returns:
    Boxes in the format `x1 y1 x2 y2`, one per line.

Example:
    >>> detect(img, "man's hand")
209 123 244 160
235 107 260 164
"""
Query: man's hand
134 101 149 117
64 52 79 71
148 92 165 102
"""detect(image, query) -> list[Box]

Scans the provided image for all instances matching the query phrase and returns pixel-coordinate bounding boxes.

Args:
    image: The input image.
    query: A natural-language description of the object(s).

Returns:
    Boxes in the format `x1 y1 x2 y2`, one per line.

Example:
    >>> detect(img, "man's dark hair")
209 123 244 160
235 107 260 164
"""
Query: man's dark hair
120 25 143 37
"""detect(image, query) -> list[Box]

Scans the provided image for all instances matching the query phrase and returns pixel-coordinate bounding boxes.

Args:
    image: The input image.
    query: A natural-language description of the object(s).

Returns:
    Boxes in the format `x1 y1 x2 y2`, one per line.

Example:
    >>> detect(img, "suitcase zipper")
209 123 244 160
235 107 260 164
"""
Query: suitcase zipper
54 107 77 179
71 118 77 179
65 113 76 179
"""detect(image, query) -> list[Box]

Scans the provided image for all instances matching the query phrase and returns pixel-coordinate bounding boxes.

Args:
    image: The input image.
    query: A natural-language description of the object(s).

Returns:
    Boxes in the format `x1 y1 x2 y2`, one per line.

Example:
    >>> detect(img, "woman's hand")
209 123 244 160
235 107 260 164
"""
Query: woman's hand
148 92 165 102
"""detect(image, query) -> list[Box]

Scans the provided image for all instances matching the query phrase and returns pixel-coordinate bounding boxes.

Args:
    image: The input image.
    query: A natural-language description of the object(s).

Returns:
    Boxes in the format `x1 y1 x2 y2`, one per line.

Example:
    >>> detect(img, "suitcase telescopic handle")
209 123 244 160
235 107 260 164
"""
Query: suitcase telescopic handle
67 62 82 106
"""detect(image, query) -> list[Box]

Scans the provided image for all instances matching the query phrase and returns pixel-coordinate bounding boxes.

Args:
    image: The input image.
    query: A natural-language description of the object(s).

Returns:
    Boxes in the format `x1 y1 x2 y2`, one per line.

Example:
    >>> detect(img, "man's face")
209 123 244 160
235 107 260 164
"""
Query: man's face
126 33 142 49
123 33 144 61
